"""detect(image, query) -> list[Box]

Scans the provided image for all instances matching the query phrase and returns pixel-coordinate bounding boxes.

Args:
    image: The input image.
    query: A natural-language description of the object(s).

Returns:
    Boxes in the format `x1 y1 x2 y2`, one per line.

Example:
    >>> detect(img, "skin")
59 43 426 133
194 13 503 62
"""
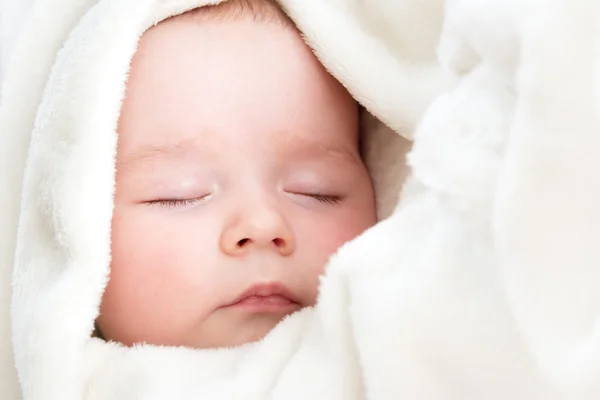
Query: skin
96 14 376 349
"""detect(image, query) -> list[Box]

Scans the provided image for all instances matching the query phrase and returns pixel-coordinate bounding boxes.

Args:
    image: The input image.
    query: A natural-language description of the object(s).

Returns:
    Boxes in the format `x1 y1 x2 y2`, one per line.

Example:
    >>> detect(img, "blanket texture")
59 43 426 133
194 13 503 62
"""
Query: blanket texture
1 0 599 399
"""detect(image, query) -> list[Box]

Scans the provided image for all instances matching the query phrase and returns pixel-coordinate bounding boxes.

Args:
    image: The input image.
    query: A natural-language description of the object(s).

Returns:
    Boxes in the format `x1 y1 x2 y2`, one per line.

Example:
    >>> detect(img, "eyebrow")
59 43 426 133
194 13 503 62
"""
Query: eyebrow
274 132 362 166
119 143 188 166
287 140 361 166
117 141 207 171
118 134 361 169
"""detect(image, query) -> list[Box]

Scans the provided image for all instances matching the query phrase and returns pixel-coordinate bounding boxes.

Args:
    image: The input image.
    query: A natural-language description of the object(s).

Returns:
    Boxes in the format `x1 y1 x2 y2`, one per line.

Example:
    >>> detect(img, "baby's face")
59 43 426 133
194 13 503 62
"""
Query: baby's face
97 15 376 348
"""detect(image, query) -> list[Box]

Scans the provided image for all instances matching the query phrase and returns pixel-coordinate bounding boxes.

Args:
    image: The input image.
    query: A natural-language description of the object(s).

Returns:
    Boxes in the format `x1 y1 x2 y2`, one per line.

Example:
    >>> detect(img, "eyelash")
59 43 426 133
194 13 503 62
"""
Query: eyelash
305 193 342 205
146 197 204 209
146 193 342 209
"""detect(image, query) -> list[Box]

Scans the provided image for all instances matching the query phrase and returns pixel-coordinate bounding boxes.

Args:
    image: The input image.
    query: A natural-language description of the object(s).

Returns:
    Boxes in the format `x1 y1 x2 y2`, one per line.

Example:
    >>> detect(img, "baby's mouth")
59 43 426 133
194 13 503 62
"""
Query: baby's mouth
225 282 302 313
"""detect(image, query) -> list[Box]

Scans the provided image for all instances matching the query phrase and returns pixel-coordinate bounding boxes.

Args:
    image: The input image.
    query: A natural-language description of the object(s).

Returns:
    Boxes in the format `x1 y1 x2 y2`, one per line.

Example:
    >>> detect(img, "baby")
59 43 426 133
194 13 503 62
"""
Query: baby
95 0 377 349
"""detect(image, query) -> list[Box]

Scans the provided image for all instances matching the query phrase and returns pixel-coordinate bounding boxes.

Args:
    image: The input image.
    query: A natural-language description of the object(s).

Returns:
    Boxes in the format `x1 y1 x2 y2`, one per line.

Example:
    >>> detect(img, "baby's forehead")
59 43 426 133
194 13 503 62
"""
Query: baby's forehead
130 0 297 74
119 1 361 167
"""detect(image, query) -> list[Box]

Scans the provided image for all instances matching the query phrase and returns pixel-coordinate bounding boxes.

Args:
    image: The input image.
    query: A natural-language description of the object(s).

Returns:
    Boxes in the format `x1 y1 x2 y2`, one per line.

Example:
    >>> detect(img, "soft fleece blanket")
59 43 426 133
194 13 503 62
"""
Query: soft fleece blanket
0 0 35 86
1 0 600 399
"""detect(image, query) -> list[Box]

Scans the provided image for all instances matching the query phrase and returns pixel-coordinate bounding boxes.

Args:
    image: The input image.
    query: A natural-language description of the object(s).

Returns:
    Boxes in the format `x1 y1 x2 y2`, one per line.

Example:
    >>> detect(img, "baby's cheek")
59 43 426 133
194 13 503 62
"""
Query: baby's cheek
105 212 209 344
296 216 368 306
119 228 201 302
109 228 174 314
304 215 370 270
329 208 374 245
317 226 356 259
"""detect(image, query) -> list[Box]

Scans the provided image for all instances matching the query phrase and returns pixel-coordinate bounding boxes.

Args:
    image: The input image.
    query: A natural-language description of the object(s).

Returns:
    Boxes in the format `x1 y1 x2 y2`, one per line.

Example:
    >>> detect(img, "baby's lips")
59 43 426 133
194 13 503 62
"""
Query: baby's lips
231 294 301 314
225 281 302 308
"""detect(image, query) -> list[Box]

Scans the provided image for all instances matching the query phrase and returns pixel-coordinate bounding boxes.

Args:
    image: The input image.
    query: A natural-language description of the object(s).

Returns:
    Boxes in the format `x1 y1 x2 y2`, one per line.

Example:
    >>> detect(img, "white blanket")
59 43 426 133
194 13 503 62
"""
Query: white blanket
0 0 35 87
1 0 600 399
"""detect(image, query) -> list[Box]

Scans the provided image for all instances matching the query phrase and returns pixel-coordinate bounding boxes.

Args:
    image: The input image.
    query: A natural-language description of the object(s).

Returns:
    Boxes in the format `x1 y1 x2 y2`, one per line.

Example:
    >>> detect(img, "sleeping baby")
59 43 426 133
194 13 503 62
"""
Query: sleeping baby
95 0 377 349
5 0 591 398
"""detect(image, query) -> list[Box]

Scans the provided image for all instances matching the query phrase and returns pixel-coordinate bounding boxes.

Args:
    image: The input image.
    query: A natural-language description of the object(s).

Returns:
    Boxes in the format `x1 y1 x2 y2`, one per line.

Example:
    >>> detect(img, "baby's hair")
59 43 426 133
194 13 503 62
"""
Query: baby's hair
177 0 294 29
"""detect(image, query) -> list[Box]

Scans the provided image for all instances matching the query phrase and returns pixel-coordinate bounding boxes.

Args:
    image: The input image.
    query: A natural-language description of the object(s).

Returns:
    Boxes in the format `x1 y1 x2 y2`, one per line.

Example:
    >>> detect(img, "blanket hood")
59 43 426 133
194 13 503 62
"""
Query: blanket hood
0 0 445 398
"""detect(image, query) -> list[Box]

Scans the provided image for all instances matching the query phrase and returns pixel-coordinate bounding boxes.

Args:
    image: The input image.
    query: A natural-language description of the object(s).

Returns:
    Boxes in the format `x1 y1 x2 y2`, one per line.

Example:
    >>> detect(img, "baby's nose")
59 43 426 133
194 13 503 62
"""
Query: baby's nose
219 207 295 257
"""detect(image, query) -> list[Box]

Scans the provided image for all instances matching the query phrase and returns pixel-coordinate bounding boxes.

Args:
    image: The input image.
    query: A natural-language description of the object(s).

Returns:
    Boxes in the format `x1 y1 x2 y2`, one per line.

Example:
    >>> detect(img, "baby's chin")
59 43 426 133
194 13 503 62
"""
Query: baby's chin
99 306 300 349
191 310 294 349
